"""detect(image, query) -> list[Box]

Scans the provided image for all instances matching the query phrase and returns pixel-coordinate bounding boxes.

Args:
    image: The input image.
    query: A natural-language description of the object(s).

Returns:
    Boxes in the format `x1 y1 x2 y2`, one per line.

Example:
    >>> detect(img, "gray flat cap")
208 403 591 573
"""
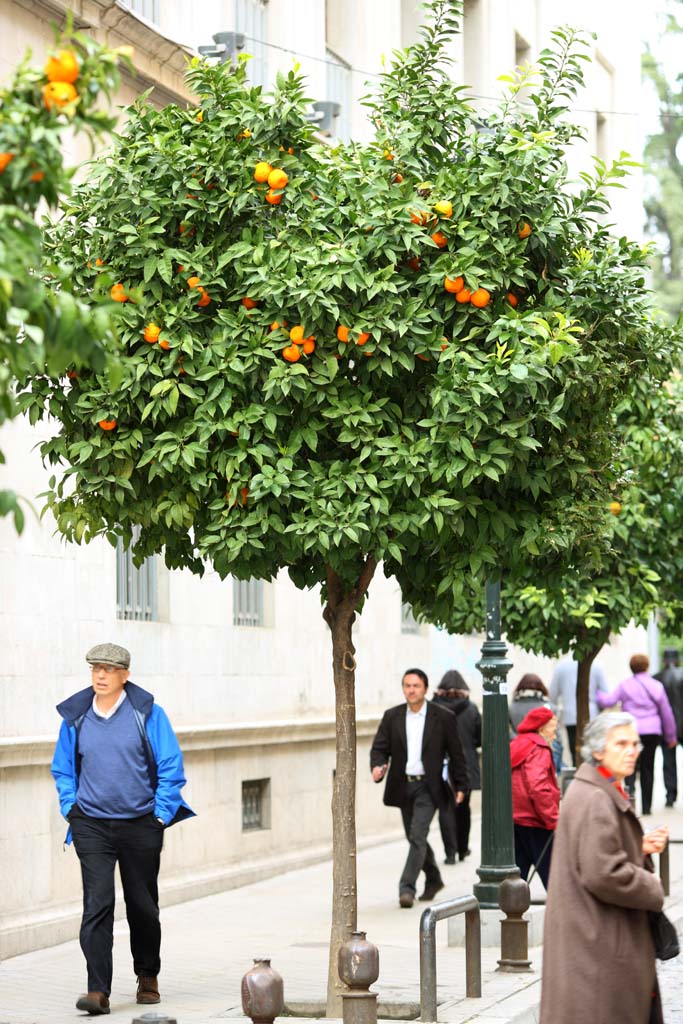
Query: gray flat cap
85 642 131 669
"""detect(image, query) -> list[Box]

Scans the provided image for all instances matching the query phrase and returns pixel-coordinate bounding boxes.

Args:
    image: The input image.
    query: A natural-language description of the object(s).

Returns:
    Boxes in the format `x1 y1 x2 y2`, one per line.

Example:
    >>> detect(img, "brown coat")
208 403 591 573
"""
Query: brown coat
540 763 664 1024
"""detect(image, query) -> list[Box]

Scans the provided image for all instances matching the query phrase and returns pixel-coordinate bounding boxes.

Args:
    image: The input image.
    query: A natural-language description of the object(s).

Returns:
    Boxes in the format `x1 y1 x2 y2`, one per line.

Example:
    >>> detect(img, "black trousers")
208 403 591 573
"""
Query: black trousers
565 725 577 767
438 797 457 859
399 780 442 895
624 734 661 815
663 741 681 804
70 806 164 995
513 824 554 890
439 790 471 860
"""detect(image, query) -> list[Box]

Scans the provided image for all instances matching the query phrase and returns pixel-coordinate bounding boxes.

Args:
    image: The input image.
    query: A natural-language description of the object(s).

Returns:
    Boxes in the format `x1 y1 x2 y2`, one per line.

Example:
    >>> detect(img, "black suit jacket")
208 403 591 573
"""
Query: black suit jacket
370 700 469 809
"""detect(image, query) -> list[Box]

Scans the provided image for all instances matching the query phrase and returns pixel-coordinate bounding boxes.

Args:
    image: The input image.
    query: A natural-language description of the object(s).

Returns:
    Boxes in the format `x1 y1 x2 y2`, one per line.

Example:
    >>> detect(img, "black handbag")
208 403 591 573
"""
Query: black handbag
648 910 680 960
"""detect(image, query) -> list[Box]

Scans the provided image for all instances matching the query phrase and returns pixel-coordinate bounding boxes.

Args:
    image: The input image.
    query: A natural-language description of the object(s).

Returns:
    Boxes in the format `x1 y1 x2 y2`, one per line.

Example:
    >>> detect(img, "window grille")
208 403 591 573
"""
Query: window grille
401 602 421 635
242 778 270 831
325 48 351 141
121 0 160 24
233 578 265 627
235 0 268 88
116 530 158 621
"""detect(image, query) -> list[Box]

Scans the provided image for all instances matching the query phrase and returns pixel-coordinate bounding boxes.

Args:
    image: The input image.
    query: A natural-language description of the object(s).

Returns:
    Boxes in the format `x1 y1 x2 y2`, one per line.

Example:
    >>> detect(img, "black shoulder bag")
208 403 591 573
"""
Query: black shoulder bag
648 910 680 960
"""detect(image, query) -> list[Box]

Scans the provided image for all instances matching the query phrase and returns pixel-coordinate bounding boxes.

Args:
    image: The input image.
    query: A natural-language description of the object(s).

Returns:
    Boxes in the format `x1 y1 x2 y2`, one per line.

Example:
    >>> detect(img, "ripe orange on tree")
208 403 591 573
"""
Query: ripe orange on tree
417 353 430 362
282 344 301 363
267 168 288 190
254 161 272 183
434 200 453 218
455 288 472 304
431 231 448 248
609 501 622 516
110 283 127 302
518 221 532 239
187 276 201 289
144 323 161 343
240 487 249 505
241 296 258 310
42 81 78 111
470 288 491 308
266 190 282 205
197 288 211 307
0 152 14 172
444 275 464 294
393 173 403 183
159 338 171 350
506 292 519 307
66 369 78 379
30 169 45 182
407 257 421 272
337 325 350 343
356 332 370 346
45 49 79 84
290 325 305 343
303 337 316 355
98 419 117 431
410 210 426 225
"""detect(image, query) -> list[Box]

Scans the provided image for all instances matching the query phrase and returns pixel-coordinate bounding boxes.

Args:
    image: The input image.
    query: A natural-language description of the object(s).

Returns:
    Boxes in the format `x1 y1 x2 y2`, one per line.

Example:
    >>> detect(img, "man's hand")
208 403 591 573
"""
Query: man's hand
455 790 465 805
668 741 677 749
372 764 388 783
642 825 669 856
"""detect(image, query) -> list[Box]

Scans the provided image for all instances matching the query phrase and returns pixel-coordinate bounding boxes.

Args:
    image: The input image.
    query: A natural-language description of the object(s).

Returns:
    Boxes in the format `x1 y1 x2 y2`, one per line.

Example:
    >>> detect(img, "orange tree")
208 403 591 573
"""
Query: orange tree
20 0 672 1009
0 26 123 530
400 372 683 761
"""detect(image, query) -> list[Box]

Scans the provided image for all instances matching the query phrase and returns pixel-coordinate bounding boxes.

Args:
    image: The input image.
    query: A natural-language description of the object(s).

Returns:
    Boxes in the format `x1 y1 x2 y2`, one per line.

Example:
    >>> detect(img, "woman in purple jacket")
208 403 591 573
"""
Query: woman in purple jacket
596 653 677 815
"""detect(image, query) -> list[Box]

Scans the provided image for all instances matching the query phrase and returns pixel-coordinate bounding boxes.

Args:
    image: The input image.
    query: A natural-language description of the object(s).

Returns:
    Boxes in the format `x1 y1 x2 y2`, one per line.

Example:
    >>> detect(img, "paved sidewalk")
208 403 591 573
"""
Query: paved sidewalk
2 806 683 1024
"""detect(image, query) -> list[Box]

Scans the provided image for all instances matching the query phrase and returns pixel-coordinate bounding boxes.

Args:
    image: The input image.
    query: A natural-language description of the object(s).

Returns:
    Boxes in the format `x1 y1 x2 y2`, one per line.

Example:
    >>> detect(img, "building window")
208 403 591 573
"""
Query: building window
401 602 421 635
233 578 265 627
242 778 271 831
235 0 268 88
116 530 158 621
120 0 160 25
326 48 351 141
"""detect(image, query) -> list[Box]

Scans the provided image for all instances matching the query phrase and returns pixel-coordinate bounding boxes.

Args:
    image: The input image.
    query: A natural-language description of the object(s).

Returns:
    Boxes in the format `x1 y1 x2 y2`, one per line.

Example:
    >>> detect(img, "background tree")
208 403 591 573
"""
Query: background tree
643 1 683 320
0 24 123 530
402 372 683 760
20 0 673 1010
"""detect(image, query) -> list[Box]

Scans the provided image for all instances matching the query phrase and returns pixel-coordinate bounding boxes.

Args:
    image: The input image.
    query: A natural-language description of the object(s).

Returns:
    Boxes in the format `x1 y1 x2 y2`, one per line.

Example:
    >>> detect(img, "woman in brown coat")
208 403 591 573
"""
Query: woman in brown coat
540 711 669 1024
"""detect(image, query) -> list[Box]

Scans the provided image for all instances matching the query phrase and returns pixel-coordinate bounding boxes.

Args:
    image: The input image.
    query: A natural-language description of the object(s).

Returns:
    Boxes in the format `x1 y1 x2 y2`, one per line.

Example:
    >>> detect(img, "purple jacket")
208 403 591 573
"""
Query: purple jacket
596 673 676 742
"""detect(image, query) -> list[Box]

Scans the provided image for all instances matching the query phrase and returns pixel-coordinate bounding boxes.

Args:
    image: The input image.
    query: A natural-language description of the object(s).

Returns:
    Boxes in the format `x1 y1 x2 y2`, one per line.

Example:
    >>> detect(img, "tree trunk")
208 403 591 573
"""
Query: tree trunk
322 557 377 1018
574 640 605 765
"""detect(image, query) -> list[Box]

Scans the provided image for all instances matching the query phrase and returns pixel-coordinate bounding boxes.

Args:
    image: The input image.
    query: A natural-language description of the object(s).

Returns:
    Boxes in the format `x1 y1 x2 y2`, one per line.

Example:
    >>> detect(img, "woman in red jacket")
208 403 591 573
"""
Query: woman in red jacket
510 705 560 889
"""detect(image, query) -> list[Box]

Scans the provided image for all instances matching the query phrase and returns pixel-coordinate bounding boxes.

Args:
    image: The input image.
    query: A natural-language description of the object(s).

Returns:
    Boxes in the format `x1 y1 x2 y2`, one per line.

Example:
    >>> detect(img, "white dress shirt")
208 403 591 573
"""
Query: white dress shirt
92 689 127 720
405 703 427 775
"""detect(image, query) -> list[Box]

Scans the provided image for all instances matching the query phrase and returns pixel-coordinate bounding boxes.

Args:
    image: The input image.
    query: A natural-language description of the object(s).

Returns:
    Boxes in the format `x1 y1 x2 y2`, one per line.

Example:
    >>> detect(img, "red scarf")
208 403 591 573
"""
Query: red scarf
597 765 628 801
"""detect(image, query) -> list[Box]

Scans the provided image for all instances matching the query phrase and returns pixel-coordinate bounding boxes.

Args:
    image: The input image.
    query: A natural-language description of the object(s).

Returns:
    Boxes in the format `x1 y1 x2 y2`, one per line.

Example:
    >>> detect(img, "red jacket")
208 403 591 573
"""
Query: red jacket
510 732 560 830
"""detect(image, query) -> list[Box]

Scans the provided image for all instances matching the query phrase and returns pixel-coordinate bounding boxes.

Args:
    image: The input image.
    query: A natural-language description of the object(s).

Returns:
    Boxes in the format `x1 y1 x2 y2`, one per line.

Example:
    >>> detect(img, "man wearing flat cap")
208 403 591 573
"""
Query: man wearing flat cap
51 643 194 1016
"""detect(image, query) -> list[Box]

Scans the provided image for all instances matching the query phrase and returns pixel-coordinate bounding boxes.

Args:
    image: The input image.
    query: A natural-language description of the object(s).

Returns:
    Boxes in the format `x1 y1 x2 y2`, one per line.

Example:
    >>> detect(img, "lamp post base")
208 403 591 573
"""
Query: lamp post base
474 864 520 909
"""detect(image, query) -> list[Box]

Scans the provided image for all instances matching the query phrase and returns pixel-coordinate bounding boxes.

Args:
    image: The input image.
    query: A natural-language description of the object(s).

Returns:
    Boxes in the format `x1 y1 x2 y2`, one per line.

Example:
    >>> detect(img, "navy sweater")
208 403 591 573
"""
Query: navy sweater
76 697 155 818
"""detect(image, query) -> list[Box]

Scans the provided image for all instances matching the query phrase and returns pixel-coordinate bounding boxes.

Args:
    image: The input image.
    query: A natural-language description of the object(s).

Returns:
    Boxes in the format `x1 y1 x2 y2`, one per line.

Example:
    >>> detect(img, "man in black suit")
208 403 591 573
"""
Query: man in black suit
370 668 469 908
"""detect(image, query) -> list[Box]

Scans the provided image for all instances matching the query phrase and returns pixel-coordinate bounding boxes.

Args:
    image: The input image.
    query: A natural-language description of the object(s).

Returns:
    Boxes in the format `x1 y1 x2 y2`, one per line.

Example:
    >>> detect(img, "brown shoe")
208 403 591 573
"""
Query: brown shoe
136 975 161 1004
75 991 110 1015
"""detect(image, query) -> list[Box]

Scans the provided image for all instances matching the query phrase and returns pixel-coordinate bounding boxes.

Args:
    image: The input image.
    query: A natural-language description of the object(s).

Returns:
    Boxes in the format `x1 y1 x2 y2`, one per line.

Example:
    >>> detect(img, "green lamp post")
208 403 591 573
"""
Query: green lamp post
473 580 520 908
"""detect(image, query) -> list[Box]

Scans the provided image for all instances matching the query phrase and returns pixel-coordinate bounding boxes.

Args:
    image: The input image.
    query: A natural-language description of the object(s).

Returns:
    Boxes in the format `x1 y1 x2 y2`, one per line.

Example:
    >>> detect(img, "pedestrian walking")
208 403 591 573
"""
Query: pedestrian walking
432 670 481 863
540 712 669 1024
370 667 468 908
596 654 677 815
549 654 609 765
51 643 194 1016
509 706 560 890
654 647 683 807
509 673 562 773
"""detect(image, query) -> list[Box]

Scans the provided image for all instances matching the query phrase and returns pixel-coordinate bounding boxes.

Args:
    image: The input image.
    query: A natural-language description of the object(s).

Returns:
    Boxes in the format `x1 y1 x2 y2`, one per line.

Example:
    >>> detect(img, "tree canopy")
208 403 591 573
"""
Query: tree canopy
0 25 122 530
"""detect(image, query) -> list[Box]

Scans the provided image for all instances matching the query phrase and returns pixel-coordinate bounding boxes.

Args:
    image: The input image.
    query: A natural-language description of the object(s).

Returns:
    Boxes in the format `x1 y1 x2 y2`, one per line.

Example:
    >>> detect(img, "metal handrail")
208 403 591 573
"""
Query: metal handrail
419 895 481 1023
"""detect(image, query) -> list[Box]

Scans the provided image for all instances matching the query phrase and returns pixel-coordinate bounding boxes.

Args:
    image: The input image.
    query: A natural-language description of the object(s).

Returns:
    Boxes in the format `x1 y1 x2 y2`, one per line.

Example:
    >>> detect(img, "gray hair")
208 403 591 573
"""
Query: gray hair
580 711 637 763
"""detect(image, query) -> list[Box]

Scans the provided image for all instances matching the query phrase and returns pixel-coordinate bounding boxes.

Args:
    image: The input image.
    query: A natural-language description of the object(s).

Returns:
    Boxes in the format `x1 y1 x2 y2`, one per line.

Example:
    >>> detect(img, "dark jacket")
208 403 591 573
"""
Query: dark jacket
370 700 469 809
655 665 683 740
432 694 481 790
540 763 664 1024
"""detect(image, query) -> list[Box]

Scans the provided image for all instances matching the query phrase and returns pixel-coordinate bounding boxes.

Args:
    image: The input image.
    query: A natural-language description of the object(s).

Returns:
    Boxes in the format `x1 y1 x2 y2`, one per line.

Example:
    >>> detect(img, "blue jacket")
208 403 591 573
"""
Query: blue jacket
51 680 195 843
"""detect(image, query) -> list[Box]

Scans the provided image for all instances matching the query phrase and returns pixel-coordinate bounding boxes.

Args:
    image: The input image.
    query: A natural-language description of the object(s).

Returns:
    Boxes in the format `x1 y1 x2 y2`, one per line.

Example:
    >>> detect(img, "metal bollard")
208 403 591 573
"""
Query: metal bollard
241 958 284 1024
497 877 532 973
132 1014 178 1024
338 930 379 1024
